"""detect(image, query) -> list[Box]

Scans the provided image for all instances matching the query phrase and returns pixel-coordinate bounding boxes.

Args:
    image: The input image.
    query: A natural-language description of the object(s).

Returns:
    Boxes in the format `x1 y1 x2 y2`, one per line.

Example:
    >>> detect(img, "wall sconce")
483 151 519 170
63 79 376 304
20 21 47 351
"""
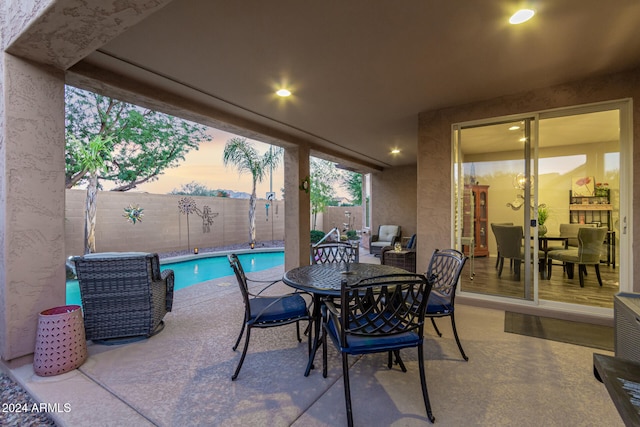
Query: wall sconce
193 248 199 254
299 176 310 193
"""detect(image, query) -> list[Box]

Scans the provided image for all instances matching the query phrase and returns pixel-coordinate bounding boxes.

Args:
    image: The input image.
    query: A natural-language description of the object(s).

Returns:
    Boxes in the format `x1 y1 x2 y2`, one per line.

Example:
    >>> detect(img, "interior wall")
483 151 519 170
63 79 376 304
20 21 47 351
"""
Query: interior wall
418 66 640 287
465 140 620 256
371 165 417 240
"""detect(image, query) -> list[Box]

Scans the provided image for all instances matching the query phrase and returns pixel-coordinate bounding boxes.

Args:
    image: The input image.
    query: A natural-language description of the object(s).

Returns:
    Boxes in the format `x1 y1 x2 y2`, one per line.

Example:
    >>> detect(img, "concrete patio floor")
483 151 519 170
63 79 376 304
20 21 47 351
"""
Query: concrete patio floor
3 249 624 426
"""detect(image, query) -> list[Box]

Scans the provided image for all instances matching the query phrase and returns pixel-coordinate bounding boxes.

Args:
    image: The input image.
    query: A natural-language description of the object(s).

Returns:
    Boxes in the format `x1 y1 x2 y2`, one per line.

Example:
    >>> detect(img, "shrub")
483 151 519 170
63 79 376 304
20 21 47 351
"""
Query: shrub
310 230 325 244
345 230 359 240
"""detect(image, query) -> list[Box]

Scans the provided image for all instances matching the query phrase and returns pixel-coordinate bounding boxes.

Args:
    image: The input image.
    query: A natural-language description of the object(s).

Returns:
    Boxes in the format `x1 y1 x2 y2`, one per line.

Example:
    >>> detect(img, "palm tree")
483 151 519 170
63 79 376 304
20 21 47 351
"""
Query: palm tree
69 134 112 253
223 138 282 246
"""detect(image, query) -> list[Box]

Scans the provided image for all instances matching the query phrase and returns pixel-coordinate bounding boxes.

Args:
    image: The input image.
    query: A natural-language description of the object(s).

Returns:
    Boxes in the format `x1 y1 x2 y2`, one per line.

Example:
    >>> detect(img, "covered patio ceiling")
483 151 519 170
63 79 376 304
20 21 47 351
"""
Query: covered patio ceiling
17 0 640 169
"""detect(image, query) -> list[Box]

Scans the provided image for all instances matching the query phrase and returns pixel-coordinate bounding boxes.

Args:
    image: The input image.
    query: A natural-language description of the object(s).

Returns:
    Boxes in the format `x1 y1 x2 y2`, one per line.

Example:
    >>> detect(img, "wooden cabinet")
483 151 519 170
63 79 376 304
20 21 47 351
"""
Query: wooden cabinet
462 184 489 257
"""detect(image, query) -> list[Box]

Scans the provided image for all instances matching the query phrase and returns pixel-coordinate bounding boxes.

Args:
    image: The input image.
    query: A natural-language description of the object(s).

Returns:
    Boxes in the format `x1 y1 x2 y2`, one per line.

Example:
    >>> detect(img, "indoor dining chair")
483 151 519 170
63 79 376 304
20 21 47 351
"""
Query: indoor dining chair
546 227 607 287
228 254 311 380
322 273 435 426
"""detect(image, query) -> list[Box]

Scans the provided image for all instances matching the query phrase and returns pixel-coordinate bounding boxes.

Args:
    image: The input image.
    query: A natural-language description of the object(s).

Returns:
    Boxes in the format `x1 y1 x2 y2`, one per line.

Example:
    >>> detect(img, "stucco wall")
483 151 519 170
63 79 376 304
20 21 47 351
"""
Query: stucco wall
371 165 417 241
323 206 363 235
417 66 640 288
65 189 285 257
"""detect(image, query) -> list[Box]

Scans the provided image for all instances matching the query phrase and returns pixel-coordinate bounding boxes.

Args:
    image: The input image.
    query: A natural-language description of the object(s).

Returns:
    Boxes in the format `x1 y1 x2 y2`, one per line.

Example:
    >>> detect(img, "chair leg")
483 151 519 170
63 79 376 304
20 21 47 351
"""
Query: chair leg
387 350 406 371
232 327 251 380
322 324 328 378
342 353 354 427
497 257 504 277
514 260 521 281
566 263 575 279
296 320 302 342
308 319 313 356
430 318 442 337
495 252 500 269
418 344 435 423
394 350 407 372
578 265 585 287
232 320 247 351
450 314 469 361
594 264 603 286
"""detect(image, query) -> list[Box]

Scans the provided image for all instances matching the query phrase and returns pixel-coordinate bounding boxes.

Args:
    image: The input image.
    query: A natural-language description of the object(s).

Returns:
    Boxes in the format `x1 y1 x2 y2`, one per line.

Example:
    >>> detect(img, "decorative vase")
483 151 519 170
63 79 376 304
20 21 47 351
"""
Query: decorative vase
539 224 547 236
33 305 87 376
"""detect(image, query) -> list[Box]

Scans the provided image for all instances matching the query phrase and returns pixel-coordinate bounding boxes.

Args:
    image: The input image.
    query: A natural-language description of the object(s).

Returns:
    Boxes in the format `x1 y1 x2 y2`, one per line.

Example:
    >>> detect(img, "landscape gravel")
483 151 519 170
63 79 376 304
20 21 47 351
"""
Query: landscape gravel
0 373 56 427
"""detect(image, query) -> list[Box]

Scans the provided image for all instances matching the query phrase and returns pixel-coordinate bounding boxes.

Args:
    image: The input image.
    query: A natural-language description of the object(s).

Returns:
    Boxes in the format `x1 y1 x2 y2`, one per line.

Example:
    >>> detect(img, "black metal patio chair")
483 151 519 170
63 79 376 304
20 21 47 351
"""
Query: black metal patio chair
424 248 469 361
322 273 435 426
311 241 359 264
228 254 311 380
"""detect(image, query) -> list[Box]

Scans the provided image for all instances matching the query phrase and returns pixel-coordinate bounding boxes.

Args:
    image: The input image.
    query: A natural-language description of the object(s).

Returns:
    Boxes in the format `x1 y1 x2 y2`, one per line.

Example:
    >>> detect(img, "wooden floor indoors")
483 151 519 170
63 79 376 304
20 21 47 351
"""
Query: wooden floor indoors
460 255 619 309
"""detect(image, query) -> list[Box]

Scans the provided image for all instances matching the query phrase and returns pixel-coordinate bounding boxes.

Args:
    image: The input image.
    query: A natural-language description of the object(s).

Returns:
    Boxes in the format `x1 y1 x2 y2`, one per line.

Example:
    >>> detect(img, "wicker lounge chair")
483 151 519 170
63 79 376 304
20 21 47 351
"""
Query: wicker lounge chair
72 252 174 343
369 225 401 256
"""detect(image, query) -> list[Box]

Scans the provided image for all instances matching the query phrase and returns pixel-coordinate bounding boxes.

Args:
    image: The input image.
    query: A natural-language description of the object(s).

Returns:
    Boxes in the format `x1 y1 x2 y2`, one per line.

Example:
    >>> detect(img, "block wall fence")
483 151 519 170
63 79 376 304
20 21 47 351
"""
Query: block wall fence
65 190 362 258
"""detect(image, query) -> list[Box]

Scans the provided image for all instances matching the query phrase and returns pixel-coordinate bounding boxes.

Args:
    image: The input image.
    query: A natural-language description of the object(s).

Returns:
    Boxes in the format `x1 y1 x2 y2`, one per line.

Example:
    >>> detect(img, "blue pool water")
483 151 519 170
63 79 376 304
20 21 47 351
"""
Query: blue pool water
66 251 284 306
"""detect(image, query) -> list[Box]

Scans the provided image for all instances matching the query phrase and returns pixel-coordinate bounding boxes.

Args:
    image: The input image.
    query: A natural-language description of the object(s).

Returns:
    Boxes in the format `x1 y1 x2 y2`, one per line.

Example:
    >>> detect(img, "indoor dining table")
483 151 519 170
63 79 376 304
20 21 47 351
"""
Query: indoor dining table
283 262 414 376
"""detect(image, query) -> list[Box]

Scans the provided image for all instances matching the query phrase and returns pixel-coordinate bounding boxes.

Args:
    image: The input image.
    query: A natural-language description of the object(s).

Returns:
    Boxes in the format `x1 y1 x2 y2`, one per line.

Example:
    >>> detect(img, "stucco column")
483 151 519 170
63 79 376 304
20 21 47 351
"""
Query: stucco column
284 145 310 270
0 54 66 362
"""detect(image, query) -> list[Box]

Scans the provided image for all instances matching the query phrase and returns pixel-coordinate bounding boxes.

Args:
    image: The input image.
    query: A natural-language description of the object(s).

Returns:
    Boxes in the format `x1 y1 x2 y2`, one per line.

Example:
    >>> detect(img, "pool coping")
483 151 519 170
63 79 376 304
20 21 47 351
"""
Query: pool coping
159 246 284 265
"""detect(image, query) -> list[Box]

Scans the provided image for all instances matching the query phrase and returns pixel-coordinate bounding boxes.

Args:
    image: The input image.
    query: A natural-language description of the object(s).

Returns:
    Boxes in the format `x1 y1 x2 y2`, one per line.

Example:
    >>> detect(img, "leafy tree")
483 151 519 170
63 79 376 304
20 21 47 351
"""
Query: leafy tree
223 138 282 244
65 86 211 252
68 134 112 253
65 86 211 190
310 158 340 229
341 171 363 205
170 181 229 197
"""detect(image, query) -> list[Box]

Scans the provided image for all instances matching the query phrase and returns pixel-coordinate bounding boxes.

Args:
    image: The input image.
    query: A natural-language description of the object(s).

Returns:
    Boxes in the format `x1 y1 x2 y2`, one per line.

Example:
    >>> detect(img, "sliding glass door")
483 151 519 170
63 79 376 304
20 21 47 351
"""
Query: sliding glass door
453 101 627 310
454 116 538 302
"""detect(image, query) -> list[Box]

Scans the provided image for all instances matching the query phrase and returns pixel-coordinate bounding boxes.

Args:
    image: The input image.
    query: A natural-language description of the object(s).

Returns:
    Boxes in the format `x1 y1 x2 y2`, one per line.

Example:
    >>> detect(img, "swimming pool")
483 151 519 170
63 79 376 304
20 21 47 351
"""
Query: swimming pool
66 251 284 306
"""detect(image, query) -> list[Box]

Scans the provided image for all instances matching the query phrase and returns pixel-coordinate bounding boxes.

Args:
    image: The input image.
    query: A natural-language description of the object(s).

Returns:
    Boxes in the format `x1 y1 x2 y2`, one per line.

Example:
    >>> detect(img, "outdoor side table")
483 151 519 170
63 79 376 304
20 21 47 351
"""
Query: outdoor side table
381 250 416 273
33 305 88 376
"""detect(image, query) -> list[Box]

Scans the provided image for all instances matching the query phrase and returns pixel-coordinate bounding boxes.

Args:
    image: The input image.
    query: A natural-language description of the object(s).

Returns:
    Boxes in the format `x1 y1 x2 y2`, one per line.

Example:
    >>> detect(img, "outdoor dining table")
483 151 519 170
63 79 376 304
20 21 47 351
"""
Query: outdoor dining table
283 262 412 376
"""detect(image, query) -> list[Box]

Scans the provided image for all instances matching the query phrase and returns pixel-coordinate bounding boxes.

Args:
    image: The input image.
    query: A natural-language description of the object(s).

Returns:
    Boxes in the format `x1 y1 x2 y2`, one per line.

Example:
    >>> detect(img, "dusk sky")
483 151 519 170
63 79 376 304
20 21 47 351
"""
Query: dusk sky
131 127 286 199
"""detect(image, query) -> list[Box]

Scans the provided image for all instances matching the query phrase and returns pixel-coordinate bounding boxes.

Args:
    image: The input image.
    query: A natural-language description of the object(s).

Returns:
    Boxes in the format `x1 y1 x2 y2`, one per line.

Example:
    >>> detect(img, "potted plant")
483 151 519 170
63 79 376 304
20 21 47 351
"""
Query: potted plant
345 230 359 241
538 206 549 236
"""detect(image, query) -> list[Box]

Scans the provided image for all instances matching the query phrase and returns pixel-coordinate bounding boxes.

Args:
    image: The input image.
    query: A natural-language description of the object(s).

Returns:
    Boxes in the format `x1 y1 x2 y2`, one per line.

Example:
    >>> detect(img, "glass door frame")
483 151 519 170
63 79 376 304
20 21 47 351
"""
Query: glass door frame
451 99 632 314
452 113 540 304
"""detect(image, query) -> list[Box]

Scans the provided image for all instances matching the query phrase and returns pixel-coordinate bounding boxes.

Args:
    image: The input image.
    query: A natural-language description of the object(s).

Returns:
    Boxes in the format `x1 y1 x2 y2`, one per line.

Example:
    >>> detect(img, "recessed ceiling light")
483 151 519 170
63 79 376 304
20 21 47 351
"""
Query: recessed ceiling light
509 9 535 25
276 89 291 97
391 148 400 154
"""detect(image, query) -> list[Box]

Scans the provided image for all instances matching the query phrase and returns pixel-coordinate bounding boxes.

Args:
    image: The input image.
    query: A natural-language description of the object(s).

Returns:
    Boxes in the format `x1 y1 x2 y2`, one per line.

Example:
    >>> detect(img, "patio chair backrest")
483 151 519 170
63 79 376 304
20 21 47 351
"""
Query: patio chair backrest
425 249 467 299
228 254 251 310
312 242 359 264
377 225 401 242
339 274 432 345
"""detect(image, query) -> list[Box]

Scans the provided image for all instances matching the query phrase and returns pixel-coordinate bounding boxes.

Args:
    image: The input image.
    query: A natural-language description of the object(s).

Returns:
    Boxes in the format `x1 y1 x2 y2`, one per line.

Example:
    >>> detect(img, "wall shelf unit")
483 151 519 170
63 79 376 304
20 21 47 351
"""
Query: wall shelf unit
569 189 615 267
